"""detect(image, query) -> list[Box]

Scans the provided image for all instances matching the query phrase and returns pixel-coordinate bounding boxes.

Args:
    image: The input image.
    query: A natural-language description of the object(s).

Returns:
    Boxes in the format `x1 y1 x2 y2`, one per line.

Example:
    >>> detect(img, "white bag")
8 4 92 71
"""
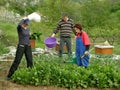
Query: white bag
28 12 41 22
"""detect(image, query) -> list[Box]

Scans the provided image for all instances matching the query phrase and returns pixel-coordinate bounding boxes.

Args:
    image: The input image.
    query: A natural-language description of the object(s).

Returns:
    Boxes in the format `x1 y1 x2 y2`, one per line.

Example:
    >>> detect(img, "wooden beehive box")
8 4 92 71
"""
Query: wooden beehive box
94 45 114 54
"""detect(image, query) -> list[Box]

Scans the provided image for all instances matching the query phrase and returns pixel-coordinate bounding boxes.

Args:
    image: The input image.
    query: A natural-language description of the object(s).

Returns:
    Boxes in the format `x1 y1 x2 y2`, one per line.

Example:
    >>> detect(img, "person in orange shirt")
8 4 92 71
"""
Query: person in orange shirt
74 23 90 67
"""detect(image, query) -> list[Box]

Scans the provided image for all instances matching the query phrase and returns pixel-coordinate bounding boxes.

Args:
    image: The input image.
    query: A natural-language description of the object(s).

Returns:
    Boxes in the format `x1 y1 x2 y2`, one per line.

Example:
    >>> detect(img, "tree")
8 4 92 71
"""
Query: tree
0 0 40 15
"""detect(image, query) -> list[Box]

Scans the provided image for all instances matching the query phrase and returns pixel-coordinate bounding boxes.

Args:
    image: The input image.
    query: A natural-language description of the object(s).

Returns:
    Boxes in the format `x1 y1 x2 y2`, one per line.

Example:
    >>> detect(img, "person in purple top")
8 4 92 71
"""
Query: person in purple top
7 17 33 80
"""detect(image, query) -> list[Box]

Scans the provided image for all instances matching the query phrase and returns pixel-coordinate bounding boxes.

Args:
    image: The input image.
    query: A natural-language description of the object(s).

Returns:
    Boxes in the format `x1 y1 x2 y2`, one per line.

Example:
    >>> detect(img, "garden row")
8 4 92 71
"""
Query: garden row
11 55 120 89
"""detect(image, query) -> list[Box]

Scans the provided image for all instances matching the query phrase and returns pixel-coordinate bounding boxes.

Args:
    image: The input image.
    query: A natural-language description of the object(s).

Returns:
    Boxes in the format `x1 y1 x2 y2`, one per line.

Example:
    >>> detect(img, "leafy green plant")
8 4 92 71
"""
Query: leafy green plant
30 32 42 40
12 55 120 89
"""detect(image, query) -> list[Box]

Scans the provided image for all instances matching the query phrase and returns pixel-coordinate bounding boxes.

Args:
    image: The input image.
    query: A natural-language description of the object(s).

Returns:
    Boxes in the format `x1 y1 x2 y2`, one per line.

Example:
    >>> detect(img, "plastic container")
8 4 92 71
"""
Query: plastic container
44 37 57 48
28 12 41 22
65 53 77 64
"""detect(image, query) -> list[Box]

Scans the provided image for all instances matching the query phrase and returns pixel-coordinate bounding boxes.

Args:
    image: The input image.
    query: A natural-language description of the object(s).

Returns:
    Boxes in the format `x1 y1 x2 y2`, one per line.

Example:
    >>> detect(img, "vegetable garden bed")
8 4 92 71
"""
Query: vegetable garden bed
12 55 120 89
0 54 120 90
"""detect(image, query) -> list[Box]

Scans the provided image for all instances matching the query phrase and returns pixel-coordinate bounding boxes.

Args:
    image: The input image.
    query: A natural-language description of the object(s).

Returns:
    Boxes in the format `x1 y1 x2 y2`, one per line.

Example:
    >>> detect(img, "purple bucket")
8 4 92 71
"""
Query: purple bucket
44 37 57 48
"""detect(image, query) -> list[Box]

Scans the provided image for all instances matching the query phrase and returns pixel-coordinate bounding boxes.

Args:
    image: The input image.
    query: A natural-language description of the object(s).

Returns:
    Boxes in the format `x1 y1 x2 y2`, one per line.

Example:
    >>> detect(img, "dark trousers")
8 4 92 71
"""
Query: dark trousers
59 37 72 57
7 45 33 78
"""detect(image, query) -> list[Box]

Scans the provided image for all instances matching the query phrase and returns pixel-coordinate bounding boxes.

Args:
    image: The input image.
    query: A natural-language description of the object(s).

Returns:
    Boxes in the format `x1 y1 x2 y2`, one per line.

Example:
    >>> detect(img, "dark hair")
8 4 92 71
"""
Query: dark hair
74 24 82 31
24 19 30 25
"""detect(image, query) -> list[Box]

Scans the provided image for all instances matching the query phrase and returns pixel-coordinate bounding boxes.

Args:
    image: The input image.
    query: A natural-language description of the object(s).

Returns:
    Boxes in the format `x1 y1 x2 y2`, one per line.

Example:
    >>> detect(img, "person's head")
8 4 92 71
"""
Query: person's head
74 23 82 33
23 19 30 27
62 12 68 22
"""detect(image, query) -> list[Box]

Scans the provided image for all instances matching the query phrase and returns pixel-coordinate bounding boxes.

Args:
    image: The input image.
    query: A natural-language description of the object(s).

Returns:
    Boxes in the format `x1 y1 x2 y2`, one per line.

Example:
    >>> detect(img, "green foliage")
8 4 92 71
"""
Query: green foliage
12 55 120 89
1 0 120 43
0 0 6 6
30 32 42 40
111 0 120 13
80 0 110 28
0 43 9 55
0 22 17 46
1 0 120 52
6 0 40 15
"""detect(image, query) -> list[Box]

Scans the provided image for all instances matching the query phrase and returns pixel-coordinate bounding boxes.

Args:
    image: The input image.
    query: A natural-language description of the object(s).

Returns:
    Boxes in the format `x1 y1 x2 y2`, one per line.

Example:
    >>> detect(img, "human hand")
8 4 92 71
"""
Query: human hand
51 33 55 37
84 51 89 55
74 36 77 39
80 51 89 59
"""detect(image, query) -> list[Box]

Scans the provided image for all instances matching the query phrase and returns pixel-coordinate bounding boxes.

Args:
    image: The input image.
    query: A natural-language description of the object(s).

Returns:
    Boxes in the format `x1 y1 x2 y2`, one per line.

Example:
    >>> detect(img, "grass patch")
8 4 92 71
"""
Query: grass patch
0 43 9 55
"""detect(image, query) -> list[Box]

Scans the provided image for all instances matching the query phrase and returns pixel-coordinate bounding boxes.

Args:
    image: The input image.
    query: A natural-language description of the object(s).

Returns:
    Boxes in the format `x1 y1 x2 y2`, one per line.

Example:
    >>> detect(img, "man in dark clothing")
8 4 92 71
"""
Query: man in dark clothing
7 17 33 79
51 13 76 57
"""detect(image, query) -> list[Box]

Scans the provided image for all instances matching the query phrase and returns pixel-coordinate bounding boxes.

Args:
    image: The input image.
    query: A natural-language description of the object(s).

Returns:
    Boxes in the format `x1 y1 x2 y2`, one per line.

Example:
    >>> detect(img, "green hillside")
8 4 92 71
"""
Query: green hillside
0 0 120 54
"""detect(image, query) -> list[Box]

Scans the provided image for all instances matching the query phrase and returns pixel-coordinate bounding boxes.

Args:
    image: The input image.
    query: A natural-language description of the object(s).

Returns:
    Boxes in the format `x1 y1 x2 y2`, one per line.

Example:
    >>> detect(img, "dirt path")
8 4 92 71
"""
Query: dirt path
0 80 119 90
0 80 68 90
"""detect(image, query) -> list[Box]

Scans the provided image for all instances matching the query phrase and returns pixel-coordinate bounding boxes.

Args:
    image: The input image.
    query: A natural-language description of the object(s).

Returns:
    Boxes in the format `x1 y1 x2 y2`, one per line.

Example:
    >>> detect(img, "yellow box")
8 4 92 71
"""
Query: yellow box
94 45 114 54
